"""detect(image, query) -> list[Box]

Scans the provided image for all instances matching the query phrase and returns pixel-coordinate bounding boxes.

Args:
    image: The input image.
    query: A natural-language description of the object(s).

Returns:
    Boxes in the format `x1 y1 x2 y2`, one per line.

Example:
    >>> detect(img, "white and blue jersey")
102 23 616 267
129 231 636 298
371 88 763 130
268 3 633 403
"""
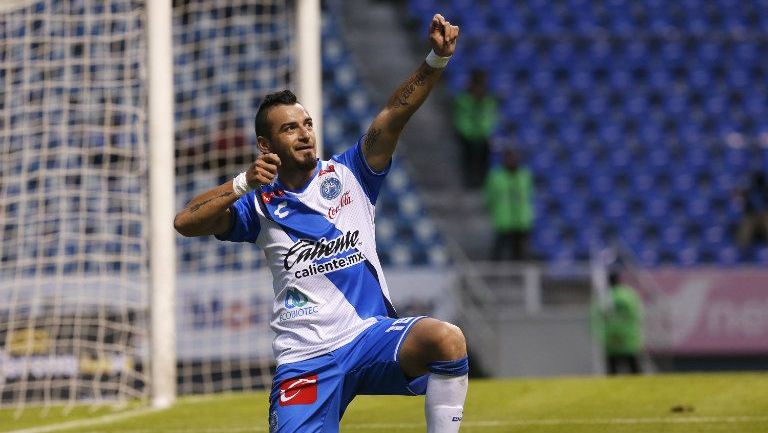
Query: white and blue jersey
217 139 398 366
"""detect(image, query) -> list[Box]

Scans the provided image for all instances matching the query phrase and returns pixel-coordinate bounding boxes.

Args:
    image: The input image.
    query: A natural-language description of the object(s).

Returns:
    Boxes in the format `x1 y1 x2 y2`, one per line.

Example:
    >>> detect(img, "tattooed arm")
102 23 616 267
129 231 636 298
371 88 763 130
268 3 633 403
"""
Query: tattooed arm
174 184 239 237
174 153 281 237
362 14 460 172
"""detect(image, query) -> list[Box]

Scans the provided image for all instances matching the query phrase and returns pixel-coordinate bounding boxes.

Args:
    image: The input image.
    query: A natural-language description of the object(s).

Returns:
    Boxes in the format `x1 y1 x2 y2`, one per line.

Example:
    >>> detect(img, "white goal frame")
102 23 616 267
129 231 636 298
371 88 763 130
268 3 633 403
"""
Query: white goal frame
144 0 322 409
0 0 322 411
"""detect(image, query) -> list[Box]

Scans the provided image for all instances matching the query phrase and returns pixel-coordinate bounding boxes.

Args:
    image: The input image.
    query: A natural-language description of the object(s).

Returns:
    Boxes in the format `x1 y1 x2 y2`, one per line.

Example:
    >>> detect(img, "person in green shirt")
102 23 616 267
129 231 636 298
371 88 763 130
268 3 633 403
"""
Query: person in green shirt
591 271 644 374
453 69 498 188
483 149 534 261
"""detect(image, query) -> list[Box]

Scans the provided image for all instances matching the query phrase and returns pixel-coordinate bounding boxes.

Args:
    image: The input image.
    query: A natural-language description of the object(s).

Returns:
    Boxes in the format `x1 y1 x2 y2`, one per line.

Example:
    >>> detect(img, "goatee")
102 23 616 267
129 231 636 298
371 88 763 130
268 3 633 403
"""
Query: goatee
297 154 317 171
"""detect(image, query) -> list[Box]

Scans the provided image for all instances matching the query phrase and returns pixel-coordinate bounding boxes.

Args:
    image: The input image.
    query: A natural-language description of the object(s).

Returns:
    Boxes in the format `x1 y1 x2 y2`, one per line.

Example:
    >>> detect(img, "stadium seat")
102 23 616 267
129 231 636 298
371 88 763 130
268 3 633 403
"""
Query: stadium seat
407 0 768 265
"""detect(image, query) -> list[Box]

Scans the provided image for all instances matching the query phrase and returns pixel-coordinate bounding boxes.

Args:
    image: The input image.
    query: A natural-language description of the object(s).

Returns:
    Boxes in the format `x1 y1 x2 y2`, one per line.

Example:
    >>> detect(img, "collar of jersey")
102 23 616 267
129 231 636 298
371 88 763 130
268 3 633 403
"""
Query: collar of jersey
273 159 321 194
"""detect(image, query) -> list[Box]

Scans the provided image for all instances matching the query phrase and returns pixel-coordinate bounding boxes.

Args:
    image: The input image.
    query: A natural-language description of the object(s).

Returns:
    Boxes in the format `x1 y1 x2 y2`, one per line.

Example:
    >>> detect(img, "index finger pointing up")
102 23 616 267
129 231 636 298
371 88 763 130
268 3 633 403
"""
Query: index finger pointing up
431 14 445 31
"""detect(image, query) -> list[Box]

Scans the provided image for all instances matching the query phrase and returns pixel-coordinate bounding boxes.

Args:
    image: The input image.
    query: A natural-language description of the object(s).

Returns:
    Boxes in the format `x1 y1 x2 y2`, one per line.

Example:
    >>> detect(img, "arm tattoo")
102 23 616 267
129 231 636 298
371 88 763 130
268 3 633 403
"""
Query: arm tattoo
188 191 234 213
393 66 434 108
363 127 382 153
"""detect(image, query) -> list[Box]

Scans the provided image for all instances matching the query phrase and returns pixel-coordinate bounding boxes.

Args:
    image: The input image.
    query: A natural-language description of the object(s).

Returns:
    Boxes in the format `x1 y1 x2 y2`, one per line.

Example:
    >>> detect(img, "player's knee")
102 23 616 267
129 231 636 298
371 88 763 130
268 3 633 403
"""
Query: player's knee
431 321 467 361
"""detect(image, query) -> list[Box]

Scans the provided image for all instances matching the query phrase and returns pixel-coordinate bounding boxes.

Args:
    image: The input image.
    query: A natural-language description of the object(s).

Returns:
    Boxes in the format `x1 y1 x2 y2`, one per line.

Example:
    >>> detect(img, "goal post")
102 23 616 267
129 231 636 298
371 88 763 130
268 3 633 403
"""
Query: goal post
296 0 322 157
147 0 177 410
0 0 321 413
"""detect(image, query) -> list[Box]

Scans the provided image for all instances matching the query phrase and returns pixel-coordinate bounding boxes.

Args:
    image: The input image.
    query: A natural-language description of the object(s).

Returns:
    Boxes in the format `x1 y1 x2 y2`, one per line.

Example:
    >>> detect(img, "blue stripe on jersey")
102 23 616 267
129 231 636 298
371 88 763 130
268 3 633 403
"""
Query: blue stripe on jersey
364 259 398 318
261 190 340 241
324 260 389 319
215 190 260 243
257 190 389 319
332 139 390 205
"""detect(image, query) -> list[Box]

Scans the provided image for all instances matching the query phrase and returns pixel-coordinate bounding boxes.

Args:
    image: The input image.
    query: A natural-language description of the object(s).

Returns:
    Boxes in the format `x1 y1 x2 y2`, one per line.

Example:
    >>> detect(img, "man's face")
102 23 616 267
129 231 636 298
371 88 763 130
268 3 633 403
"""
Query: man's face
262 103 317 171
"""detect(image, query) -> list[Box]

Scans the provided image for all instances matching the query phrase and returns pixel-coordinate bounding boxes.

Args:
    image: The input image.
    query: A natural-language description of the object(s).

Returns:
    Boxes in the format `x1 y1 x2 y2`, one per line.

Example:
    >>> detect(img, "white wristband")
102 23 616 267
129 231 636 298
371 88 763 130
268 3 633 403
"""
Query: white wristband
232 172 252 197
425 49 451 68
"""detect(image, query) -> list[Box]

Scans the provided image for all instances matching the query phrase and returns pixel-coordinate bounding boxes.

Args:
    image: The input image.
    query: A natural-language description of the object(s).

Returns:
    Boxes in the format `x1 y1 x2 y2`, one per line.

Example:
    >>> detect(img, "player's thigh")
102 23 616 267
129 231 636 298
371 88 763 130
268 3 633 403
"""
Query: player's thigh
343 317 429 398
268 357 343 433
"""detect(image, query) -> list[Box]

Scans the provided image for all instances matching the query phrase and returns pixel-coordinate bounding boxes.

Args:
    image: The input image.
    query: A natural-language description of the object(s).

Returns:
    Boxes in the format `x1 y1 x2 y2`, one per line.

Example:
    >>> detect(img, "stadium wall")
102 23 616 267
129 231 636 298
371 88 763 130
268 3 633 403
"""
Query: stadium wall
0 267 455 390
627 267 768 355
495 310 595 377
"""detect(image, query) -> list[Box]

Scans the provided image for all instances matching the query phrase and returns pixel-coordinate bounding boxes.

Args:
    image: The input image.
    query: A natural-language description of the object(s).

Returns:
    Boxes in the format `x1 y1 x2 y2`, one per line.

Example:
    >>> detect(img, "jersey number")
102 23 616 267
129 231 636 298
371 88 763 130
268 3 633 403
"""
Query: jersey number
385 317 416 333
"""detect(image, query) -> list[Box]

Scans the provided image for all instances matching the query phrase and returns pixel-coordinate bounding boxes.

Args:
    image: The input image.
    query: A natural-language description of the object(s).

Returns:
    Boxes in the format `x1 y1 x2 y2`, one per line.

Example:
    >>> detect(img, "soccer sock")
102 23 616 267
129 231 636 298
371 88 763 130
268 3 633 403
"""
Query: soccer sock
425 357 469 433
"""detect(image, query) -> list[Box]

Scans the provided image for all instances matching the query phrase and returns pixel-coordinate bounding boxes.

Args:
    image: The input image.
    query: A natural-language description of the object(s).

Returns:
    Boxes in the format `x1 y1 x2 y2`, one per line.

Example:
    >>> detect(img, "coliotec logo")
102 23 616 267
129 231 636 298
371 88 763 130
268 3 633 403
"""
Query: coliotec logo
284 288 309 310
279 288 319 322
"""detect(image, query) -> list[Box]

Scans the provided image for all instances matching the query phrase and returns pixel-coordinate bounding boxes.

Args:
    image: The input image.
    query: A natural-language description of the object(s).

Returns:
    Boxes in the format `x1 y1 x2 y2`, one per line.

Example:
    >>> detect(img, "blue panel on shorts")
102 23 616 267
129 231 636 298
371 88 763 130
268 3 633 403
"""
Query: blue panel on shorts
268 316 427 433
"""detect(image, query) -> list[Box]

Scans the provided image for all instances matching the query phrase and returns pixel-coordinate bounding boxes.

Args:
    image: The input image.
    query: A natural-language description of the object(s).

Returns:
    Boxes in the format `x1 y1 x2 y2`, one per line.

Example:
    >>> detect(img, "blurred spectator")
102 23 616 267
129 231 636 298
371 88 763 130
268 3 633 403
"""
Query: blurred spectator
176 119 212 175
591 271 644 375
453 69 498 188
735 171 768 251
213 115 250 182
483 149 534 261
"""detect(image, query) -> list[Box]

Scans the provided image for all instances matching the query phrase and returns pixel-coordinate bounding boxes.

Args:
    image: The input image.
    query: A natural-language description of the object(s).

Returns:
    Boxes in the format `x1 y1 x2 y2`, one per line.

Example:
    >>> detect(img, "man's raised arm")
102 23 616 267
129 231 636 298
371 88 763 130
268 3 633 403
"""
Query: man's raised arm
362 13 460 172
174 153 281 237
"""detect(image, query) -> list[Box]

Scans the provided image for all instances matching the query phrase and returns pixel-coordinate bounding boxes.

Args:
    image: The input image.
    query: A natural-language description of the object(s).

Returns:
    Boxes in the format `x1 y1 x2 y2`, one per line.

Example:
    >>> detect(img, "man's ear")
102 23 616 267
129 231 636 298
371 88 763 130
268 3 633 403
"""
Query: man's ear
256 136 271 154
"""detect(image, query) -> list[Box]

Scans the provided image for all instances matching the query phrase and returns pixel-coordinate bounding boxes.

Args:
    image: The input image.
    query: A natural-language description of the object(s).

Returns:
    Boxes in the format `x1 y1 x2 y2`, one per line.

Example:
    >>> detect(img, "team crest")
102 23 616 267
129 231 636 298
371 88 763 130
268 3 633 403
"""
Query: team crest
320 177 342 200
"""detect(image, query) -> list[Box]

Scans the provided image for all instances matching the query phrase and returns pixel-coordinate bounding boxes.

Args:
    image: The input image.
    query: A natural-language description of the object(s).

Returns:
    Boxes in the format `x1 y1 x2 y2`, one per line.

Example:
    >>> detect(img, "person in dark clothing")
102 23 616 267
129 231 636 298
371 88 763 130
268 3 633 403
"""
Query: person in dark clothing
736 171 768 250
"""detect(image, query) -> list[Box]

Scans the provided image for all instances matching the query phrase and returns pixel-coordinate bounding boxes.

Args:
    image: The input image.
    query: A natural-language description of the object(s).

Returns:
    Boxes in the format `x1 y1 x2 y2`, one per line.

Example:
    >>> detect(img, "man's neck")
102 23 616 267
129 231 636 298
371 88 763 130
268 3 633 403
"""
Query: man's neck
278 165 316 191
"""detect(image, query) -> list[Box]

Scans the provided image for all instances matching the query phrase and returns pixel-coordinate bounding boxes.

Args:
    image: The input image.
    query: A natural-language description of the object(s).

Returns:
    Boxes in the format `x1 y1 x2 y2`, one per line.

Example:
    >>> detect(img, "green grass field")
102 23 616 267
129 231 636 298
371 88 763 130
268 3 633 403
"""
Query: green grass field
2 373 768 433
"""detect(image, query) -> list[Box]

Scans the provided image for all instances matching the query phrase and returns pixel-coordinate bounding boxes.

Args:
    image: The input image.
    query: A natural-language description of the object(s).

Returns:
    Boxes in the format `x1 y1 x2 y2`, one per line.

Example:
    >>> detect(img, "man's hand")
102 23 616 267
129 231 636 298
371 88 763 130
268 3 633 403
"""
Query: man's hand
246 153 281 188
429 14 459 57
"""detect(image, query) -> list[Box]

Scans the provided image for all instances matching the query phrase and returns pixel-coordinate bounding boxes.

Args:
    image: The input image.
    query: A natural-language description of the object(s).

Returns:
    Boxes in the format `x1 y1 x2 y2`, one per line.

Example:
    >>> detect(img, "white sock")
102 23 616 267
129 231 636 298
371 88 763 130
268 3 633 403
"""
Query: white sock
425 373 468 433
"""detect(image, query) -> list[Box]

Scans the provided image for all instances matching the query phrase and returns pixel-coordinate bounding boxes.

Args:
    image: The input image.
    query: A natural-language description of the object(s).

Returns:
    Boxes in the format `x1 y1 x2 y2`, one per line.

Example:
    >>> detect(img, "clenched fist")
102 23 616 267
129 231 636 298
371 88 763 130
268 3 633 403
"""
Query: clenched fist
245 153 281 188
429 14 459 57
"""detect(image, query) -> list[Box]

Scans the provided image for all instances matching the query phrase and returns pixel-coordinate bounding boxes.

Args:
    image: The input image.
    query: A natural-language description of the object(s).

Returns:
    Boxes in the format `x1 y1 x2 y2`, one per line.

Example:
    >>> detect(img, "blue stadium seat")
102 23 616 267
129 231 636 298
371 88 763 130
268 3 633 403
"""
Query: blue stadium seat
409 0 768 265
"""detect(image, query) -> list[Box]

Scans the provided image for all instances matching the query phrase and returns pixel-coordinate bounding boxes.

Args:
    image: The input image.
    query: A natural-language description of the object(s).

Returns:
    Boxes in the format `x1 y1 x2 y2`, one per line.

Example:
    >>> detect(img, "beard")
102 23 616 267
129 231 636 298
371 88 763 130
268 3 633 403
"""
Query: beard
295 150 317 171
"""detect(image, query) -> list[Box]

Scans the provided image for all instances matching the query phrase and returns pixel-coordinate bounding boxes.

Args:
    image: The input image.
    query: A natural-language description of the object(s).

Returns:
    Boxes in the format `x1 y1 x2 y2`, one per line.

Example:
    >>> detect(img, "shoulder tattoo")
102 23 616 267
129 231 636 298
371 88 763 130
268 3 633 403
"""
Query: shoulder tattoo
363 127 382 153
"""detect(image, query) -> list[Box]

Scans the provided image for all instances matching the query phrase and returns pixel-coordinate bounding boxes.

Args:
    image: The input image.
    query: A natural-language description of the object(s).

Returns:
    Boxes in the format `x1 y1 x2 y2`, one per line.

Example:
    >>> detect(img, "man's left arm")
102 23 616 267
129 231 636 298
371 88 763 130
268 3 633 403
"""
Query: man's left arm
362 13 460 172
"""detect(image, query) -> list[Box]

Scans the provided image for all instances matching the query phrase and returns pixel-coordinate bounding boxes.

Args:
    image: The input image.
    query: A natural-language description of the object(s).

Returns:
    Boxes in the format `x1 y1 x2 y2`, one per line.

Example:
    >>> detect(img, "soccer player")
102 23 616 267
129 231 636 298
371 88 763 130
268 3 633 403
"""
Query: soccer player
174 13 467 433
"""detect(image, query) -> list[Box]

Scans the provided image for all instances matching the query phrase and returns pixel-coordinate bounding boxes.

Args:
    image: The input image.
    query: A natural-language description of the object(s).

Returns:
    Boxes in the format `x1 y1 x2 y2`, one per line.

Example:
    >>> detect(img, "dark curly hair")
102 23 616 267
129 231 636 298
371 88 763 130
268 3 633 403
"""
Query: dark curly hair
254 89 299 139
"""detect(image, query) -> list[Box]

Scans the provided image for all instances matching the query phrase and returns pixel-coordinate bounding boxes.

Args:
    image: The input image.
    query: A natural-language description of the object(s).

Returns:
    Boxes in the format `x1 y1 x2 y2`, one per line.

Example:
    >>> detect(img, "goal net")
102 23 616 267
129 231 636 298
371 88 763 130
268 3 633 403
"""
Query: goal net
0 0 292 411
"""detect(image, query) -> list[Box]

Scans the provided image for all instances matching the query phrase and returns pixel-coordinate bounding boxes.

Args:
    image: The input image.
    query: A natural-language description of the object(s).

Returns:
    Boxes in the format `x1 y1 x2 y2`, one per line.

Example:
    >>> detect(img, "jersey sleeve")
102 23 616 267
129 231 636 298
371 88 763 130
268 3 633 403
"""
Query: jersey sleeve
332 136 391 204
215 190 261 243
